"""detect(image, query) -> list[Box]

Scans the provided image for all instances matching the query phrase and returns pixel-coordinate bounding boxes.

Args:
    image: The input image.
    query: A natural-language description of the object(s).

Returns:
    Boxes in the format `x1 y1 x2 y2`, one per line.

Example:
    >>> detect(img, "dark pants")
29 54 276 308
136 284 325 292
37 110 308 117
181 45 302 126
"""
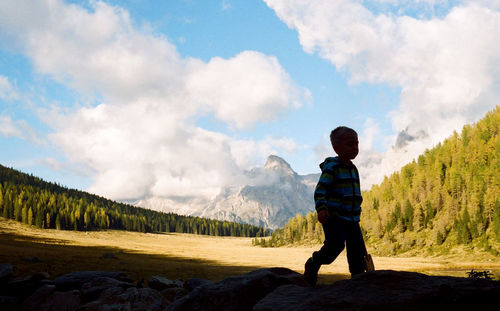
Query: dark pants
312 216 366 276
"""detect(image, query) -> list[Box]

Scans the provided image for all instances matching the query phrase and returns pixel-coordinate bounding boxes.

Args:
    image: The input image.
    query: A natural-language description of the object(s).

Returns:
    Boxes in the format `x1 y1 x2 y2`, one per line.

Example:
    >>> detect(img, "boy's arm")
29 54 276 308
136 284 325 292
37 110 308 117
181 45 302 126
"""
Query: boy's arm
314 164 341 217
314 175 330 214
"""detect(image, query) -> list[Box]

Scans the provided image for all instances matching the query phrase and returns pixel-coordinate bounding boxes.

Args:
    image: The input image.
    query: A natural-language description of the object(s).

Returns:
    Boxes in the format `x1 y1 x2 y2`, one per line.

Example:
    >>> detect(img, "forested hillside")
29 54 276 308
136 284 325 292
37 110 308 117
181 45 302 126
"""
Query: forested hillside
0 165 270 237
255 106 500 256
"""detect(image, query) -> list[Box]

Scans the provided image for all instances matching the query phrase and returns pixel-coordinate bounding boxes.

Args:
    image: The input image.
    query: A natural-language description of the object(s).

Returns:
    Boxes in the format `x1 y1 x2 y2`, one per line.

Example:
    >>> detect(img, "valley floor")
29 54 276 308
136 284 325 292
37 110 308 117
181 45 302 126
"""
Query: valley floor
1 218 498 284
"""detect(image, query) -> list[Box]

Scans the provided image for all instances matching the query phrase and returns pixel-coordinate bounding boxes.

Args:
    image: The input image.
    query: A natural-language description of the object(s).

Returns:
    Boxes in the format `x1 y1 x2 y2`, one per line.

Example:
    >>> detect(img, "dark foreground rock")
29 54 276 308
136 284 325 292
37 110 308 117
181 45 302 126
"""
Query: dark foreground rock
0 263 13 281
165 267 307 311
254 270 500 311
0 265 498 311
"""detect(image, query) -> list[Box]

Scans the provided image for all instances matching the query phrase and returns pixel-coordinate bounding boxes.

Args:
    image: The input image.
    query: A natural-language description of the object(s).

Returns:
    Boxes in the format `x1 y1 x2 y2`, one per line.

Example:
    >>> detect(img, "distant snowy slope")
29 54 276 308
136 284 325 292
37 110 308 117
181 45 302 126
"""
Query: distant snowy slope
135 155 319 229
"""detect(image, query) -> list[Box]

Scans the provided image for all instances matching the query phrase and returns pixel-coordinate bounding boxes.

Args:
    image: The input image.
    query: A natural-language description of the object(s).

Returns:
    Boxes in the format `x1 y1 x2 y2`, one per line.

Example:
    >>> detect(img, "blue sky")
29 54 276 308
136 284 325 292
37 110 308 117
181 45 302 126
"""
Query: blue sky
0 0 499 202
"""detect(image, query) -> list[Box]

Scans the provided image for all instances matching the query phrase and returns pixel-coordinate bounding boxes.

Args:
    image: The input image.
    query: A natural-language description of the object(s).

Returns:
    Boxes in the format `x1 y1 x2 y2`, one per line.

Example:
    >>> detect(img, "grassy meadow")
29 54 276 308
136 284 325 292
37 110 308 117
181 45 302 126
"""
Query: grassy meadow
1 218 499 285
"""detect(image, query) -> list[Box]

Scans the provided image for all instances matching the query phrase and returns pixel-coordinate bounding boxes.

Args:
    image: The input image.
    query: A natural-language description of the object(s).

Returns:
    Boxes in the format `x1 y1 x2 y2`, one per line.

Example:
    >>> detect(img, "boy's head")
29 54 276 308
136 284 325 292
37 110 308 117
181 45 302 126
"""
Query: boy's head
330 126 359 162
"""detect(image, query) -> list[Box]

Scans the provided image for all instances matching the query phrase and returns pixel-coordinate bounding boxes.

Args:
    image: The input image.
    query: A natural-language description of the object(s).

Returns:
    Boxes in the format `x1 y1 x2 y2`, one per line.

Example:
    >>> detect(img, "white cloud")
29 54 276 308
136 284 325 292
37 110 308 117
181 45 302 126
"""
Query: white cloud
0 115 23 138
230 136 298 168
0 0 308 200
0 115 41 144
46 102 300 199
0 77 42 144
266 0 500 188
39 157 68 172
466 0 500 10
358 118 383 152
37 157 90 177
187 51 309 129
221 0 233 11
0 75 18 101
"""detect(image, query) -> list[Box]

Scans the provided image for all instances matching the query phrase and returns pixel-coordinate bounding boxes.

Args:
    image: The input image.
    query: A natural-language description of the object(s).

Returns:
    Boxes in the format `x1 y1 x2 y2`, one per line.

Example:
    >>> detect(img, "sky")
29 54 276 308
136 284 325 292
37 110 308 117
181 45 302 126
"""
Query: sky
0 0 499 203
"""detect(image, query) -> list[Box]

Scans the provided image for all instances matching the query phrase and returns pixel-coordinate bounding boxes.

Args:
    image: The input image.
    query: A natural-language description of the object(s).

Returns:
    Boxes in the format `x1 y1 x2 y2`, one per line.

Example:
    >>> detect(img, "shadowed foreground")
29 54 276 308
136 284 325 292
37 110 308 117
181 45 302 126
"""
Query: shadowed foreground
1 265 498 311
0 230 264 282
2 219 499 310
0 218 349 284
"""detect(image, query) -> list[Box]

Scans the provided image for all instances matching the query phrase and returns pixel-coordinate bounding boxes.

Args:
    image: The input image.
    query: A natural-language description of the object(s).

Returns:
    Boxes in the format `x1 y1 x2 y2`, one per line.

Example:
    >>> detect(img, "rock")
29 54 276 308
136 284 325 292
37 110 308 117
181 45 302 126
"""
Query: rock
78 286 128 310
40 290 82 311
123 287 164 310
54 271 132 291
4 272 50 297
21 284 56 311
166 267 307 311
3 265 498 311
97 286 127 299
0 295 20 311
0 263 13 281
148 275 183 291
23 288 82 311
184 277 212 291
80 287 164 311
160 286 189 303
80 276 135 302
253 270 500 311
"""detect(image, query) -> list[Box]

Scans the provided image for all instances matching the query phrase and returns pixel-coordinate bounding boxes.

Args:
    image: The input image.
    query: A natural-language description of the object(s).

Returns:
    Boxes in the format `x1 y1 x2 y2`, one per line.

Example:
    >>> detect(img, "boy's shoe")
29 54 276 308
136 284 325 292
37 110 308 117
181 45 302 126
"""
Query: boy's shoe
304 257 320 286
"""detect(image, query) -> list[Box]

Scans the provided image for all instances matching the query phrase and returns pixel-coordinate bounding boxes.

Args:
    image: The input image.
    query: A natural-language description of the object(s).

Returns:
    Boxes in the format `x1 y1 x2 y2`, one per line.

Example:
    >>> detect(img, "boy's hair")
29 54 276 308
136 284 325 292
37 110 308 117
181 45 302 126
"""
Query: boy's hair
330 126 357 147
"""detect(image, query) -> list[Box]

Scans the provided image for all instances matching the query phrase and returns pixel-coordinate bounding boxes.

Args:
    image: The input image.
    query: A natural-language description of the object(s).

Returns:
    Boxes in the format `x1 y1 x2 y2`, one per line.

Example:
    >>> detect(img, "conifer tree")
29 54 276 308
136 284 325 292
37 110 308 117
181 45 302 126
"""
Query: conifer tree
28 207 33 226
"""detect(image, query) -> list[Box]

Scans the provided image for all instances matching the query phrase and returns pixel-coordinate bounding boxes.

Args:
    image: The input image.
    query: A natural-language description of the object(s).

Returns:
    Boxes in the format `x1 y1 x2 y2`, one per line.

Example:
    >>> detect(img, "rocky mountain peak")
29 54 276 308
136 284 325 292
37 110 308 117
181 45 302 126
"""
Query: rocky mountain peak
264 155 295 176
137 154 318 229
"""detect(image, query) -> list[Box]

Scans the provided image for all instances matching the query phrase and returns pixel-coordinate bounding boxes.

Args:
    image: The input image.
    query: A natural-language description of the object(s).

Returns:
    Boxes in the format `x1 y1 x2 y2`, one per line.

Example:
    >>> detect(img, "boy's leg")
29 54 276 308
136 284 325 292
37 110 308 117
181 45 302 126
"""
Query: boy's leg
345 221 366 277
304 217 346 285
303 257 320 285
313 216 347 265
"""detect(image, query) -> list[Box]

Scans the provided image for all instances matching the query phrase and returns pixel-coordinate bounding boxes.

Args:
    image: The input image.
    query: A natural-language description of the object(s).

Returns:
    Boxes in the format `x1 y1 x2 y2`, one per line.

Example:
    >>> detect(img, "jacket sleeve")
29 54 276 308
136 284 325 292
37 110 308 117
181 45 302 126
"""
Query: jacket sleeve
314 164 341 212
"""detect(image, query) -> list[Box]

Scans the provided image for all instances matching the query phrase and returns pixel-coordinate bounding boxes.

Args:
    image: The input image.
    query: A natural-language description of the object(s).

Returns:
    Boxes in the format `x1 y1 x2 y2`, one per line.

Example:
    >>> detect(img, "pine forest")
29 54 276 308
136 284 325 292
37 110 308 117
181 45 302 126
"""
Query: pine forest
0 165 270 238
254 106 500 256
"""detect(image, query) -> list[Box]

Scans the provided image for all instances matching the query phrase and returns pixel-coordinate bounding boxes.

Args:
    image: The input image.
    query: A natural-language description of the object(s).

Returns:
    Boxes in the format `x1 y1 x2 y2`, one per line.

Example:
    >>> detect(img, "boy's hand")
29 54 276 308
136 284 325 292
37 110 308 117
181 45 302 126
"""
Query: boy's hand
317 210 329 224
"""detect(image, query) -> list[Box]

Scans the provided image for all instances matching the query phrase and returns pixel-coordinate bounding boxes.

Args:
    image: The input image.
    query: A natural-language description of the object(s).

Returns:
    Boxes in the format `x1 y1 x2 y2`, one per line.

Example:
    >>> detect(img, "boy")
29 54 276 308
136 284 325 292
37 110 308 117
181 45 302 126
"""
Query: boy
304 126 366 285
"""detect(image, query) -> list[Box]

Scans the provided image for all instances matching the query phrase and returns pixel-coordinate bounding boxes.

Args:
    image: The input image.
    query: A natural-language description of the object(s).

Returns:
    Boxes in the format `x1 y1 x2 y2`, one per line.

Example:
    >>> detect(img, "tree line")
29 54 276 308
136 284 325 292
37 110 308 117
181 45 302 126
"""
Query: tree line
0 164 270 237
255 106 500 256
252 211 323 247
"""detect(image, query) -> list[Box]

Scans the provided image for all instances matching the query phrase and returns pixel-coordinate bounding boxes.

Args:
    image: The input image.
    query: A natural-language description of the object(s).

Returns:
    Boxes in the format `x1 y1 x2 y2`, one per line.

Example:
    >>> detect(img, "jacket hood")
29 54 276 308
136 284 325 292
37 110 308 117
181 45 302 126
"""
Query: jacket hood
319 157 340 171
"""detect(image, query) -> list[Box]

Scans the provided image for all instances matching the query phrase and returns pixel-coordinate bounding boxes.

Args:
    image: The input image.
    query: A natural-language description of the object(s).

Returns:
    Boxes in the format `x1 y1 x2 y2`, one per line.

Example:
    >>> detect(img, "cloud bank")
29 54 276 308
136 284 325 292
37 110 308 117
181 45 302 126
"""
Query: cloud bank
0 75 39 143
0 0 309 200
265 0 500 188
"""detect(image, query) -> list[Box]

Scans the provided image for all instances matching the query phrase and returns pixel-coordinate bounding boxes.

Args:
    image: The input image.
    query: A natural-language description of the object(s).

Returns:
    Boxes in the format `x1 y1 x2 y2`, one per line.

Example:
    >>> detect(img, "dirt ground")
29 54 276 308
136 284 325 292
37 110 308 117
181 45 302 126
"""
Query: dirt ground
1 218 499 282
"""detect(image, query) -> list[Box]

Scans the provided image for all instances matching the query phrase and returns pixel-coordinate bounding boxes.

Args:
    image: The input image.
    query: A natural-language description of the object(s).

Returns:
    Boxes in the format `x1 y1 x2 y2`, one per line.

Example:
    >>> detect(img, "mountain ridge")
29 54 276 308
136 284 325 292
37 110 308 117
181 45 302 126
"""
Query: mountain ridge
136 155 320 229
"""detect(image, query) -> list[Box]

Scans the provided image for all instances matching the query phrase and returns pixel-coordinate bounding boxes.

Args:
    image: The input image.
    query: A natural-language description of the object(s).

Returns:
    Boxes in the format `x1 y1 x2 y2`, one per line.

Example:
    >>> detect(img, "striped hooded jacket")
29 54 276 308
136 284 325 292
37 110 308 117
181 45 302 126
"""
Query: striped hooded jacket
314 157 363 222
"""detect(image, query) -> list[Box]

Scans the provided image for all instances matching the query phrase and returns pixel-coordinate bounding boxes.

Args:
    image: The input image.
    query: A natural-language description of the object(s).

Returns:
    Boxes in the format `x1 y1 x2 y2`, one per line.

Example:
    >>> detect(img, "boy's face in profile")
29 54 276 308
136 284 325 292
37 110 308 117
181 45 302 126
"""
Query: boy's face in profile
333 131 359 162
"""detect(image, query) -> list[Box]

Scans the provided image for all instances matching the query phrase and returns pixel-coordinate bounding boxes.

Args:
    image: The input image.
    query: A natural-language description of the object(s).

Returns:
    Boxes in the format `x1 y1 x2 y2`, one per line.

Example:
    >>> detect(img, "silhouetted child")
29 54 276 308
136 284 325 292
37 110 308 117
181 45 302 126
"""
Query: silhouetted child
304 126 367 285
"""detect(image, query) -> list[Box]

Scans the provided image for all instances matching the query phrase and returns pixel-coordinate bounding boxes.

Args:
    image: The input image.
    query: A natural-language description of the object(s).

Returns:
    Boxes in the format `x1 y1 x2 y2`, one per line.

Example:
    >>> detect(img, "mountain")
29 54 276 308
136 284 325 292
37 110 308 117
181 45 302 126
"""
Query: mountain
137 155 320 229
257 106 500 256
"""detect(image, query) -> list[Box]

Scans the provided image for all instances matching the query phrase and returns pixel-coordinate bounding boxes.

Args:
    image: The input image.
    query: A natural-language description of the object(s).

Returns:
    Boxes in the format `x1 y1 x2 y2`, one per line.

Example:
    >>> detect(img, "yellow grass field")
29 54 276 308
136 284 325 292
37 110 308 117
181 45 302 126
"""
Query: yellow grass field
1 218 499 284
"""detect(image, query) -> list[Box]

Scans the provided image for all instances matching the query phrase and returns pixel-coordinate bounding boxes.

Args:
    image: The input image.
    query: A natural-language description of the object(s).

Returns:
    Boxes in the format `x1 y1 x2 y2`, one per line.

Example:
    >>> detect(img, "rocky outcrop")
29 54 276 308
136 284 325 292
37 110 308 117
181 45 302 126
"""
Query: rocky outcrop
253 270 500 311
165 267 307 311
1 263 498 311
0 263 203 311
